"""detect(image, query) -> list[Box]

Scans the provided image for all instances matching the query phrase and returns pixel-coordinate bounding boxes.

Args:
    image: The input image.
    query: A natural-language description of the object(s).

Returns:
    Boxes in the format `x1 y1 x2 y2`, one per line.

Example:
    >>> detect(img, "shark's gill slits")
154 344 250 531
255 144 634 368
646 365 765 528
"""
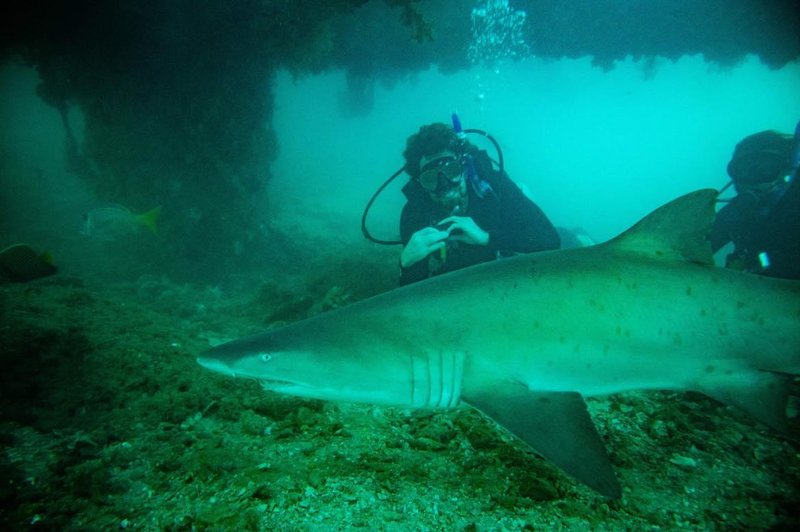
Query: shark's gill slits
410 351 465 408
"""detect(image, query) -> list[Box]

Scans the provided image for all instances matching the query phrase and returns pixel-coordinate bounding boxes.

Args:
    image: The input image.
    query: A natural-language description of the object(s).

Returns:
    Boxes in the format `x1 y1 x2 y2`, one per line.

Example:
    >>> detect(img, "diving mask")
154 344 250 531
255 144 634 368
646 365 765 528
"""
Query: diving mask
418 156 464 193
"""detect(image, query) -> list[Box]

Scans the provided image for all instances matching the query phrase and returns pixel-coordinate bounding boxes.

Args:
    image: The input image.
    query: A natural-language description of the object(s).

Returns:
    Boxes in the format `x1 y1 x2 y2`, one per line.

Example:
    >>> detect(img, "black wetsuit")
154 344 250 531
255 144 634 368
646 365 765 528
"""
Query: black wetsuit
399 151 560 286
710 177 800 280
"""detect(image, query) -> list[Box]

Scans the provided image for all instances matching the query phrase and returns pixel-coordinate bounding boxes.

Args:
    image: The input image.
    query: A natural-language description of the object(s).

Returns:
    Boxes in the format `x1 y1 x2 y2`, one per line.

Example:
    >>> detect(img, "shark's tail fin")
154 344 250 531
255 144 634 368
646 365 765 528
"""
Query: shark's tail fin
136 206 162 235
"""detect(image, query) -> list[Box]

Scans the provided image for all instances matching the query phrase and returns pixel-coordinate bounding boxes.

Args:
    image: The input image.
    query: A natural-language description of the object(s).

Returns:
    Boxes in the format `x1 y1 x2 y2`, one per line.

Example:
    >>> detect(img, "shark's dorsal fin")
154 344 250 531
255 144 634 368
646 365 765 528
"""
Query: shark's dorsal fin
606 188 717 265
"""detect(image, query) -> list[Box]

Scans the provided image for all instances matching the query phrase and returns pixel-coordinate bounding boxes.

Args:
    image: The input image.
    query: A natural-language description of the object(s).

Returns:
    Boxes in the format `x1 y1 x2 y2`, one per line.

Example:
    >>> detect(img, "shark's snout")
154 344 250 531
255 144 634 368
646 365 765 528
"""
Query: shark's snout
196 356 236 377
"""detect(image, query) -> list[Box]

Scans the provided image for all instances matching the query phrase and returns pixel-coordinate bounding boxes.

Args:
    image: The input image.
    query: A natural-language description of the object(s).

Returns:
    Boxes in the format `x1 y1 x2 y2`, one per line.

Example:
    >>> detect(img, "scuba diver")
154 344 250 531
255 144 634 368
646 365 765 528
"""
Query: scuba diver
393 120 560 285
710 126 800 280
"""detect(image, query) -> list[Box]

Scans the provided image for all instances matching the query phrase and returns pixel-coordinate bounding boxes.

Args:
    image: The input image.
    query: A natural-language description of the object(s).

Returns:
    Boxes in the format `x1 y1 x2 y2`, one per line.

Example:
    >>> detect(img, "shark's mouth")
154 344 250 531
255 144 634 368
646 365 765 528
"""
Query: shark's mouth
259 378 310 391
259 378 294 386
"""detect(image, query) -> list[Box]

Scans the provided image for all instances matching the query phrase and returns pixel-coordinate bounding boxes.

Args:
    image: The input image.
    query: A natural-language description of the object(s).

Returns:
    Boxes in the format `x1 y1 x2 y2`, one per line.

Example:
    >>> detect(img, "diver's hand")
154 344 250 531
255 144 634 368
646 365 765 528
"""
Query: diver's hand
438 216 489 246
400 227 449 268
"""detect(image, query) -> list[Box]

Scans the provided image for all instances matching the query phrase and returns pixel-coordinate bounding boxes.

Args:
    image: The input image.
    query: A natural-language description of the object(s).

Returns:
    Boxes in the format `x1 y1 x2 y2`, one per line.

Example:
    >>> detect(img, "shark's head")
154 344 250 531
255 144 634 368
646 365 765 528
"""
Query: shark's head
198 338 333 397
196 325 438 406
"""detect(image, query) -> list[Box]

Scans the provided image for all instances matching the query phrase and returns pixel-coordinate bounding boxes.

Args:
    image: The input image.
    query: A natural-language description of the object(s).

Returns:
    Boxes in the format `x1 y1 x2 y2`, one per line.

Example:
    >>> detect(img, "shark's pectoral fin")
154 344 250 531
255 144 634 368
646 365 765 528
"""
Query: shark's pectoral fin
699 371 793 434
464 384 622 498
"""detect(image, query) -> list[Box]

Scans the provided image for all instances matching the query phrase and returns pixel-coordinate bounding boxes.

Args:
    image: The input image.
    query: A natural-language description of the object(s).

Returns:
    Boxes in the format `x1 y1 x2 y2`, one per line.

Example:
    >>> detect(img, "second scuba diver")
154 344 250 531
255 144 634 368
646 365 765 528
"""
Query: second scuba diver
710 127 800 280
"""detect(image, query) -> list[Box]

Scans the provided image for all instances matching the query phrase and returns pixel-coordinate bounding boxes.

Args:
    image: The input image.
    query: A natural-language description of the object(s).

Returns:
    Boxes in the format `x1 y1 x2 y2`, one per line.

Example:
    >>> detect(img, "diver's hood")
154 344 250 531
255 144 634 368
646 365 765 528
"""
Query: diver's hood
727 131 793 185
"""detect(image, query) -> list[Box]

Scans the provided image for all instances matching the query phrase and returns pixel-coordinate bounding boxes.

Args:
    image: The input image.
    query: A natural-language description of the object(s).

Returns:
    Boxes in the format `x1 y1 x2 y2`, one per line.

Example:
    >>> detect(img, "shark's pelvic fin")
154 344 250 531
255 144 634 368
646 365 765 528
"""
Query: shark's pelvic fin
464 383 622 499
698 371 794 434
607 188 717 265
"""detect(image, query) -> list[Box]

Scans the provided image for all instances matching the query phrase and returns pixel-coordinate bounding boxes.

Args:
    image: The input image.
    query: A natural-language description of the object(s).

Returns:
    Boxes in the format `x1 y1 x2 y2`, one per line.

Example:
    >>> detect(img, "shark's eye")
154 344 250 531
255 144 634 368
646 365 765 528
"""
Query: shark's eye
259 353 272 363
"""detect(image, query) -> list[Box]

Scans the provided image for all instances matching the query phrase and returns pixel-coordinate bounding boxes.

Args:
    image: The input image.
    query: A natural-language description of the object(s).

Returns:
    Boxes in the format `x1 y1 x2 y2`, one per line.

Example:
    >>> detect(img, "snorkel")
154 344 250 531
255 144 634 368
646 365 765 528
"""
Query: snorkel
452 113 494 199
451 112 465 141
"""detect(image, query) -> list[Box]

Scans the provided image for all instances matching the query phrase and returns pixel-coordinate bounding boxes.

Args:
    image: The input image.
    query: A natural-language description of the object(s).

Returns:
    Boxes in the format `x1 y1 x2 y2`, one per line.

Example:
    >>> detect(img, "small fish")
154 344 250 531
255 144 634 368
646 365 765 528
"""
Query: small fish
0 243 57 282
81 205 161 241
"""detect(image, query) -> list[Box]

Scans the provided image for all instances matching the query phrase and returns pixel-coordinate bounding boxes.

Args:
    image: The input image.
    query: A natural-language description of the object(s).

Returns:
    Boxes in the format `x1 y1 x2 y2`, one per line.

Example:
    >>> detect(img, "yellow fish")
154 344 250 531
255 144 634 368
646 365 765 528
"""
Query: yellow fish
81 205 161 241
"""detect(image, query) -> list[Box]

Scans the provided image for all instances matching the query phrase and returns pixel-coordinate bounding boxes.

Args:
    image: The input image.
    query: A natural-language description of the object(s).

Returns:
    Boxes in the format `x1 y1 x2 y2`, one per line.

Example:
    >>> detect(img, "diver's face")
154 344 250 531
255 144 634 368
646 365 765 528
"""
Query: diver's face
418 150 467 209
432 174 467 210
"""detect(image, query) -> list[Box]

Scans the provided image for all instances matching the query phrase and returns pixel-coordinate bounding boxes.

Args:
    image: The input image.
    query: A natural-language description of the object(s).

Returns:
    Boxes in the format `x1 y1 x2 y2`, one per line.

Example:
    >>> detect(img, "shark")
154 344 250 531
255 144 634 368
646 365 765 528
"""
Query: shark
197 189 800 498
